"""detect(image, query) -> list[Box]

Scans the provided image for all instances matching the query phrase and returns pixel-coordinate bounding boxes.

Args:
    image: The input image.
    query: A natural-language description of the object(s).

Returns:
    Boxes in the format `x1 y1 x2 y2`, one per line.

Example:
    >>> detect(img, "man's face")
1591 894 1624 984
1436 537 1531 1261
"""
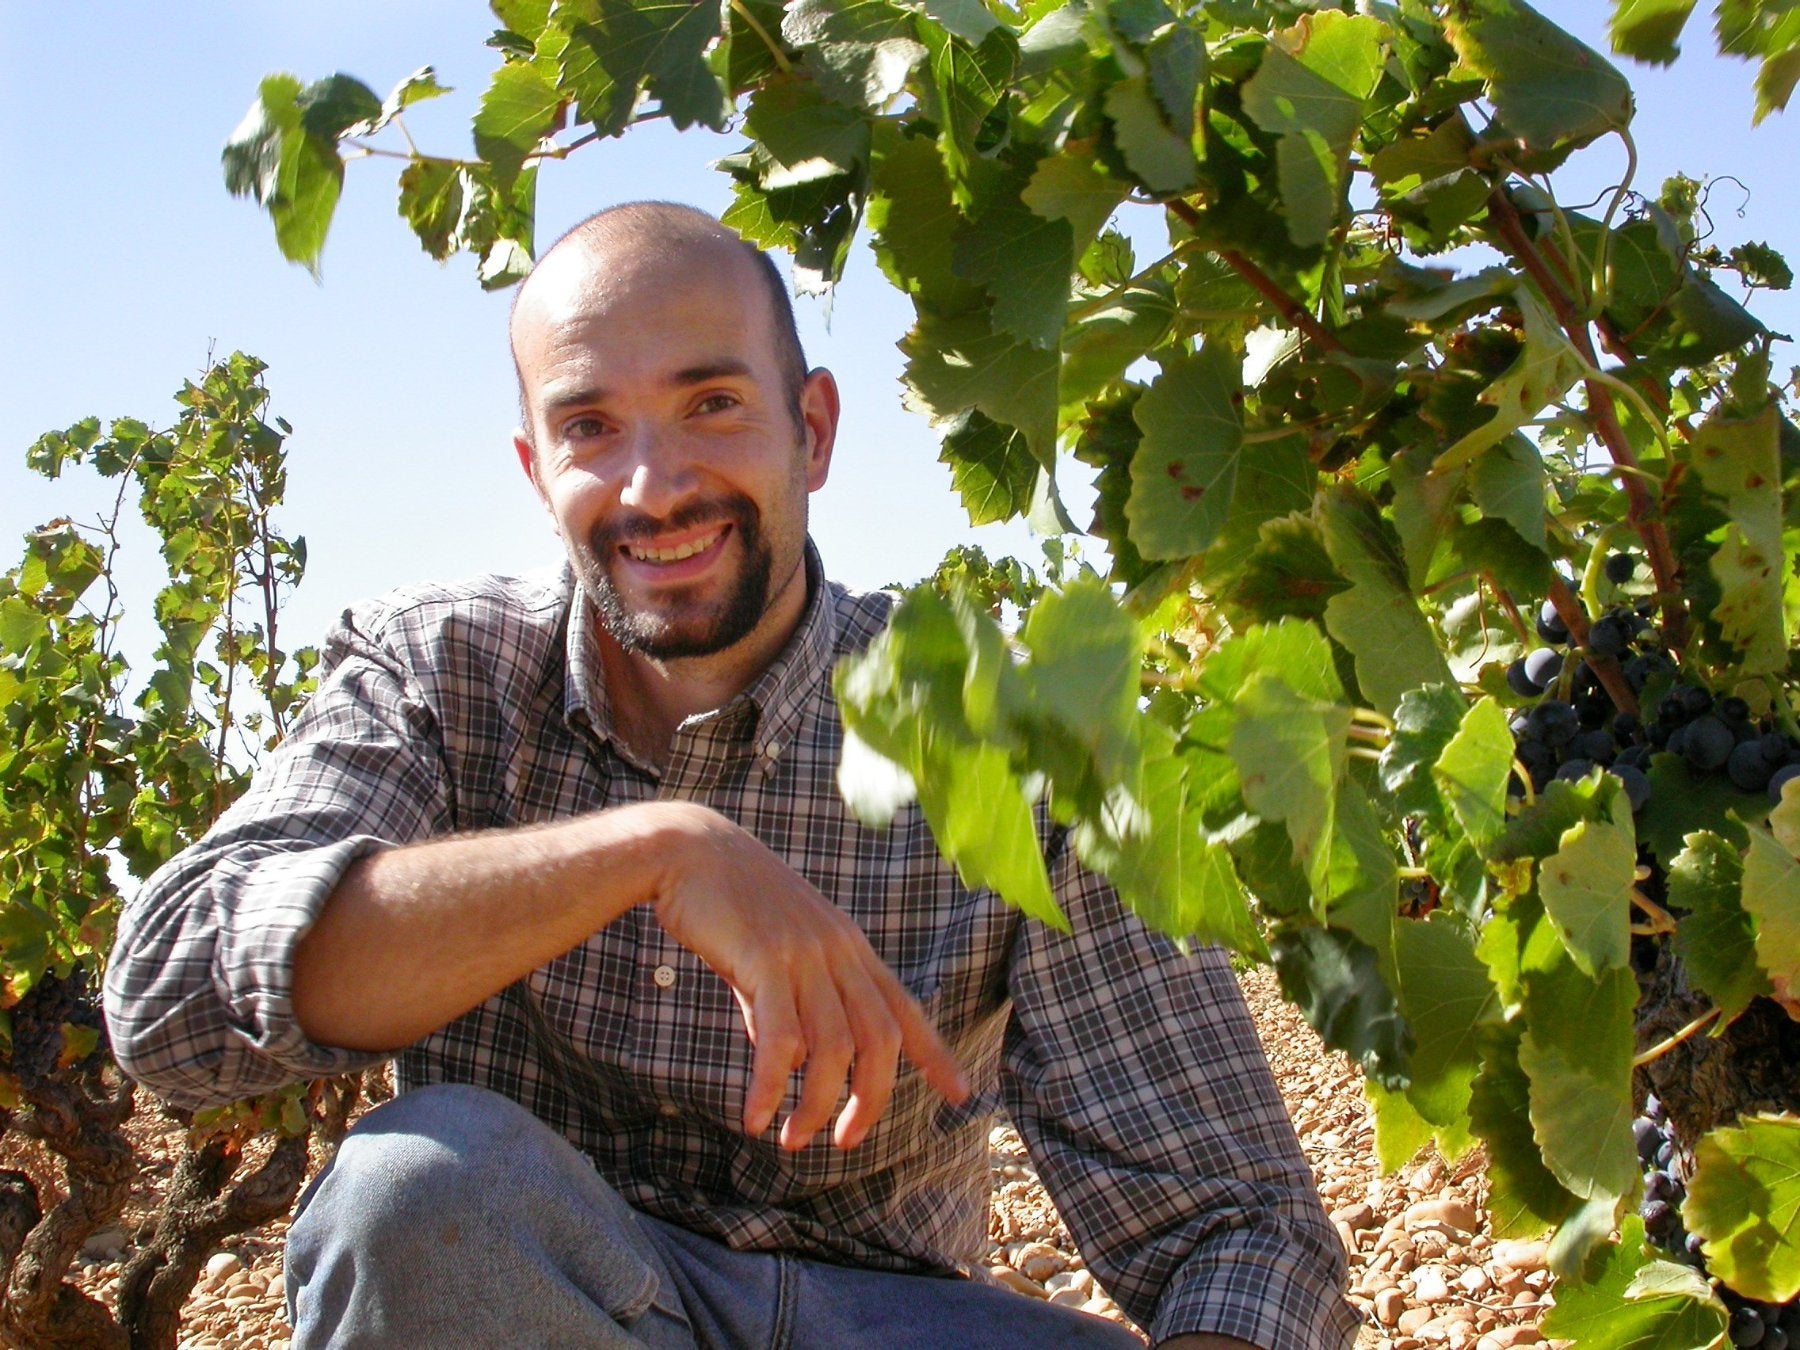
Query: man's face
512 241 834 663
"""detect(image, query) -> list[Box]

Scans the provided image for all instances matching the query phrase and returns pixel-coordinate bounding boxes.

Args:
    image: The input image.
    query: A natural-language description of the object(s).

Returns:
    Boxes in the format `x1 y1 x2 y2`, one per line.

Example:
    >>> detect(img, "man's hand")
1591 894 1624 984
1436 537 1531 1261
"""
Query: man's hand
648 803 970 1151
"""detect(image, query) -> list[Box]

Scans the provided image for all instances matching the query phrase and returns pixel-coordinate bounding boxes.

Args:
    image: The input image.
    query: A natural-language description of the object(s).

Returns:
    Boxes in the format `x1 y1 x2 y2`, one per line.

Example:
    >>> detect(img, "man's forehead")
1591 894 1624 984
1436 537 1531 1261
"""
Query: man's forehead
512 234 763 351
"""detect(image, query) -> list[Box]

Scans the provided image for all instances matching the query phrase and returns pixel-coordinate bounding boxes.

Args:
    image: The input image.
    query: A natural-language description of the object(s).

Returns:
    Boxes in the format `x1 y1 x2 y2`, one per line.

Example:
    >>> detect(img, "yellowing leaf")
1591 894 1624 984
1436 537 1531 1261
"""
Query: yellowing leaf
1685 1114 1800 1302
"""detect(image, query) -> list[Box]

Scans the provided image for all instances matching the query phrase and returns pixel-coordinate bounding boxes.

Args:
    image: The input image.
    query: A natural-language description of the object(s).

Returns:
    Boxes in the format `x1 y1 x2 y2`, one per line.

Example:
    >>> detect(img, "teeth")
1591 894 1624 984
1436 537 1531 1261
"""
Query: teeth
626 530 721 563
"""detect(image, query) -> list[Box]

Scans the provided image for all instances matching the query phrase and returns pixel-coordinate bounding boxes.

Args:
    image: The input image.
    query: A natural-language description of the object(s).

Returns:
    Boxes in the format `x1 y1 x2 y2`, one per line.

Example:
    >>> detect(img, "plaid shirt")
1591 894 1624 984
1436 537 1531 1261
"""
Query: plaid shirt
105 548 1355 1350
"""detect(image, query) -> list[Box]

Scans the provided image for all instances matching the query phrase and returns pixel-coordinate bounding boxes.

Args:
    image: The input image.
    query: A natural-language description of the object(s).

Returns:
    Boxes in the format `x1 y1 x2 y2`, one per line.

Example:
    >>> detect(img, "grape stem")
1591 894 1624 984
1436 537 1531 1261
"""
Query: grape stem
1630 883 1677 935
1632 1006 1724 1069
1481 571 1533 648
1351 707 1395 733
1510 758 1538 808
1545 575 1641 717
1578 523 1632 618
1347 724 1388 748
1163 200 1348 356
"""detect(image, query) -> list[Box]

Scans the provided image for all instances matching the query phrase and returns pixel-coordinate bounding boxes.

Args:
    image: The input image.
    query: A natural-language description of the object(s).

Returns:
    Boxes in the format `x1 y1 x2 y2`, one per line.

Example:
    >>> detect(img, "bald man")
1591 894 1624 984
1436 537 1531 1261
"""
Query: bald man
107 205 1356 1350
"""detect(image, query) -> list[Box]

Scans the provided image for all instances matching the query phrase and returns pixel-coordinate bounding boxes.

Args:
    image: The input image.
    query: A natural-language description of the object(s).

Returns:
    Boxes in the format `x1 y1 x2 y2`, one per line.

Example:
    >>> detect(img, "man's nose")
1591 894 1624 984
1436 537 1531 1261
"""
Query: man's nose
616 432 695 518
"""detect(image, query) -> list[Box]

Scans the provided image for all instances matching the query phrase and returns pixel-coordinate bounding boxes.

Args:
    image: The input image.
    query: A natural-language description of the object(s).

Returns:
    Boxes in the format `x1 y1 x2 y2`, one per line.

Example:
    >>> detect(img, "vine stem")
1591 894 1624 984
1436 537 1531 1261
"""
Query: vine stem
1164 199 1347 355
1486 187 1688 649
729 0 792 76
1482 571 1534 648
1545 574 1641 717
1632 1006 1723 1068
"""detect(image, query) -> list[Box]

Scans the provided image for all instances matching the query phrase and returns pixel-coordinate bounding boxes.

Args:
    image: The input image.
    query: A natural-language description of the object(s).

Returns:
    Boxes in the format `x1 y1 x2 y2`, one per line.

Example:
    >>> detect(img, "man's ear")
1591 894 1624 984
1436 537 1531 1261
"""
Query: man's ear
798 368 839 493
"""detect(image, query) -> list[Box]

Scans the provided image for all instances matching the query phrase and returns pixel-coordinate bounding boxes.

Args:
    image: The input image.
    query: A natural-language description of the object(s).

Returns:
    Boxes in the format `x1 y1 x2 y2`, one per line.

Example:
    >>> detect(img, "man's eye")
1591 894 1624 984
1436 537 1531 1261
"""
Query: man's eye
695 393 740 415
564 416 607 439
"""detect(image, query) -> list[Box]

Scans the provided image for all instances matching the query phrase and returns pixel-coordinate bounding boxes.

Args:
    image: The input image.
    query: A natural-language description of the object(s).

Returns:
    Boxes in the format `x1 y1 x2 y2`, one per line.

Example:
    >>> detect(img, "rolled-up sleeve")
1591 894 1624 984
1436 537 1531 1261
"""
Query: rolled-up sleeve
1002 842 1358 1350
104 616 455 1110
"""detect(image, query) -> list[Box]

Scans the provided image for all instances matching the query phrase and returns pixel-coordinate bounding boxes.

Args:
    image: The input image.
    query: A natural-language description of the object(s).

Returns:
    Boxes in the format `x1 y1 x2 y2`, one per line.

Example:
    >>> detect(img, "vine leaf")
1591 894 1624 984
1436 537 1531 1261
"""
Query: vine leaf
473 61 564 190
1438 287 1584 473
1608 0 1701 66
1470 1027 1579 1238
559 0 728 134
1684 1115 1800 1302
1433 696 1513 855
1670 831 1770 1021
1537 811 1636 979
1445 0 1633 164
1689 407 1787 678
1240 11 1388 248
1022 152 1127 258
742 79 870 189
1740 826 1800 994
867 128 985 316
1125 343 1244 560
1318 484 1454 716
1102 76 1196 194
952 178 1074 349
1228 673 1351 889
1469 433 1549 554
1270 924 1413 1090
938 410 1038 525
1391 914 1499 1141
901 311 1060 465
919 24 1017 198
781 0 923 110
1541 1215 1728 1349
1520 950 1637 1201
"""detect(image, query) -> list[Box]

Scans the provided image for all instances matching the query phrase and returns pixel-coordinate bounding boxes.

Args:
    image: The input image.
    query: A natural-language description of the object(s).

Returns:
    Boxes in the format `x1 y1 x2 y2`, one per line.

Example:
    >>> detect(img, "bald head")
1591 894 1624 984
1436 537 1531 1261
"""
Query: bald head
510 203 808 440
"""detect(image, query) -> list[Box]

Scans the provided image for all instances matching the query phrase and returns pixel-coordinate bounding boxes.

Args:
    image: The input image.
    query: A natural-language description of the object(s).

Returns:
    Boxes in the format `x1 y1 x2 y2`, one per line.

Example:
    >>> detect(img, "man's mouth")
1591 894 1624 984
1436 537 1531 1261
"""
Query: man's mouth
619 525 728 564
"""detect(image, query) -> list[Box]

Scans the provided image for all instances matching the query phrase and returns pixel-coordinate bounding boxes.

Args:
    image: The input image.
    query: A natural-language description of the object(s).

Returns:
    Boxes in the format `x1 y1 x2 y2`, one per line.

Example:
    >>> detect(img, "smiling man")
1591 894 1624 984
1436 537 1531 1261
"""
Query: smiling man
106 204 1356 1350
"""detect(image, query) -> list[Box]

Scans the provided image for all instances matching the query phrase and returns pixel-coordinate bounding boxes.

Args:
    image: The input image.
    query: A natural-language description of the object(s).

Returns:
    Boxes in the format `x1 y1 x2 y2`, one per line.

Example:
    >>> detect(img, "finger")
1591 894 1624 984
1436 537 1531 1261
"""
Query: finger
833 983 902 1150
780 976 854 1151
874 968 969 1106
740 989 803 1139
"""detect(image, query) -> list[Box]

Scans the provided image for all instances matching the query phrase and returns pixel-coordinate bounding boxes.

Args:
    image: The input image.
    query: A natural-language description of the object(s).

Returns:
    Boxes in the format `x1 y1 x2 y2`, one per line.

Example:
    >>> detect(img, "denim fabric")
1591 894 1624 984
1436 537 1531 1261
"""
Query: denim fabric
286 1084 1148 1349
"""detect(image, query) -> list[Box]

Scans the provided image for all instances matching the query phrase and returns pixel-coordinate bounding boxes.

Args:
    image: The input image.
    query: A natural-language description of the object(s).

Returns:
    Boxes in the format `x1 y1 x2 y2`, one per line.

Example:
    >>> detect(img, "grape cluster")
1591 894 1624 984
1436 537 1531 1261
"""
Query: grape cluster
1505 578 1800 812
5 968 103 1088
1636 1097 1800 1345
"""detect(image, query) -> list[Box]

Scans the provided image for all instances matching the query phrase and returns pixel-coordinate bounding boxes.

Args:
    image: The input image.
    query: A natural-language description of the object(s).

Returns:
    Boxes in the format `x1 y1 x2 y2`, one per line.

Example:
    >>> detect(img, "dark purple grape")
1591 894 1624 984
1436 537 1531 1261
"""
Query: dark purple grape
1769 763 1800 805
1530 700 1581 747
1507 657 1543 698
1644 1170 1677 1204
1642 1198 1675 1238
1760 733 1794 764
1617 744 1651 769
1674 684 1714 719
1731 1305 1766 1347
1590 614 1634 657
1730 741 1778 792
1524 647 1564 689
1644 1094 1664 1120
1555 758 1595 783
1572 729 1618 764
1614 711 1642 741
1577 695 1611 729
1613 763 1652 811
1536 599 1570 645
1763 1324 1788 1350
1656 1138 1677 1168
1686 714 1735 771
1635 1116 1661 1159
1722 696 1751 724
1605 552 1636 583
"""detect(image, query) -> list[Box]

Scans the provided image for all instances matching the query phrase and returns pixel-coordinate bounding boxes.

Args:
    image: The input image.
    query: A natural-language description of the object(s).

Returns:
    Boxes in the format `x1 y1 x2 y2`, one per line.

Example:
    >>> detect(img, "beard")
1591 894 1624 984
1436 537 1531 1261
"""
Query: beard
577 493 774 660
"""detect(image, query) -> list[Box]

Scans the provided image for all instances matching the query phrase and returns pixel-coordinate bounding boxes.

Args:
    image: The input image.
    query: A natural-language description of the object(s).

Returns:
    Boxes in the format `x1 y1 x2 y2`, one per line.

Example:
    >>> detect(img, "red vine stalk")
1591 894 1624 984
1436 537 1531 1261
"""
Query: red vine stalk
1164 200 1348 355
1486 189 1688 648
1546 573 1640 717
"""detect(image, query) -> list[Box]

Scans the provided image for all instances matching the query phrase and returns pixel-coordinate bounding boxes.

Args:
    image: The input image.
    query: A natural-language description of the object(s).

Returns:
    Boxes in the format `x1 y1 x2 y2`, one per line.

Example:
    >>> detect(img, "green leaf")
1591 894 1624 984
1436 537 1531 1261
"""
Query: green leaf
1229 674 1351 888
1741 826 1800 993
897 0 998 43
1270 924 1412 1090
868 127 985 315
1445 0 1633 161
222 73 352 272
561 0 727 133
358 66 452 136
741 78 871 189
1519 956 1638 1201
1125 343 1244 560
1073 741 1267 955
1542 1215 1728 1350
1637 752 1765 863
1240 12 1388 248
1469 433 1548 553
782 0 925 109
1192 617 1345 710
473 60 564 190
1685 1114 1800 1302
1018 578 1141 768
952 177 1073 349
1439 287 1586 473
1433 696 1514 854
1366 1078 1438 1174
1103 76 1196 194
1229 513 1349 624
1318 484 1455 715
1470 1026 1580 1236
1670 831 1770 1022
1392 913 1499 1135
1381 684 1468 818
926 738 1064 928
920 24 1017 195
397 160 465 260
1689 406 1787 678
901 310 1059 465
1538 811 1637 979
938 409 1039 525
1609 0 1701 65
1022 153 1128 258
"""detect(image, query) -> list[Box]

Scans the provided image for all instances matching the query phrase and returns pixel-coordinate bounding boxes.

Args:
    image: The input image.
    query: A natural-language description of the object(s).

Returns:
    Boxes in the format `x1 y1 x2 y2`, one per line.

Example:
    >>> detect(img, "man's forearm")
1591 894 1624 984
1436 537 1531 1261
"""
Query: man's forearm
292 802 677 1051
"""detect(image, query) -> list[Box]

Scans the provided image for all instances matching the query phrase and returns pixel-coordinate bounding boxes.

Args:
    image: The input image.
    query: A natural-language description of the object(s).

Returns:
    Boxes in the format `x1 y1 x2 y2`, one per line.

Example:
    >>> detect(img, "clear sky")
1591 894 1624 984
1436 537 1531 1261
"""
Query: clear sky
3 2 1798 661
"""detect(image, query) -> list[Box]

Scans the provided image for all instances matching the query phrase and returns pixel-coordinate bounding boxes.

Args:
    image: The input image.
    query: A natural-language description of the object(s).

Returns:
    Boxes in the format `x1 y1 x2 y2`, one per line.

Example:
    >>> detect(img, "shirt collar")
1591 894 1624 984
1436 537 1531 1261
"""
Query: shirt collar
561 542 838 764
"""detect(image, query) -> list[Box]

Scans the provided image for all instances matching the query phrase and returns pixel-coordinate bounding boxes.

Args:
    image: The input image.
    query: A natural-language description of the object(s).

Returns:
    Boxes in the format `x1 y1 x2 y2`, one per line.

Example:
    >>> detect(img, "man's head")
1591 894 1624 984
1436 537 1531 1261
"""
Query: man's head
509 203 838 666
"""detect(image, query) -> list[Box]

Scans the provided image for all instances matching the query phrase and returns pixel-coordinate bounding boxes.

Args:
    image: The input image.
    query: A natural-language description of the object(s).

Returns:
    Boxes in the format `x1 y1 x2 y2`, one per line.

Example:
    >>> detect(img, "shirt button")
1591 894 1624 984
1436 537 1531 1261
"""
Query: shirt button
658 1102 682 1120
652 964 677 989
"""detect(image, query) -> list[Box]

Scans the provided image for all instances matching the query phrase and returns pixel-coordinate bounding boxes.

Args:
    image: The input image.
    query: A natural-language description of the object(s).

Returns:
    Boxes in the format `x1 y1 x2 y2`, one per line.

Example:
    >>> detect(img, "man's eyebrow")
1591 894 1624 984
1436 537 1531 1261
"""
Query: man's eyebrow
540 361 754 416
672 359 754 385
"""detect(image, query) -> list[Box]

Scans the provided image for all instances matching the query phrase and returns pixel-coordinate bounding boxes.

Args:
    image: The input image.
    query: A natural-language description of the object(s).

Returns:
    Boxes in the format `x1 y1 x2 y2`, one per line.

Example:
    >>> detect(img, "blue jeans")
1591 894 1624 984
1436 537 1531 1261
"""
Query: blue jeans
284 1083 1147 1348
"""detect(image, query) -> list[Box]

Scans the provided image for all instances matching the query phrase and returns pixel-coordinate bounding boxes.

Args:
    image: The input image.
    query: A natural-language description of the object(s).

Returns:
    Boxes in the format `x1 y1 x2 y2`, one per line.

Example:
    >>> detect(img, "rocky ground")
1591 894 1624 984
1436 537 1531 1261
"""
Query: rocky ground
31 969 1557 1348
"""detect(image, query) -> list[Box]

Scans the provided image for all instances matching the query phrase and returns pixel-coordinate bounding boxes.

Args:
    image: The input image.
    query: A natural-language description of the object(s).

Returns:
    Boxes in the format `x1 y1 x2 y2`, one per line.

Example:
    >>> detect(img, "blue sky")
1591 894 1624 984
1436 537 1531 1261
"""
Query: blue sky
3 2 1798 659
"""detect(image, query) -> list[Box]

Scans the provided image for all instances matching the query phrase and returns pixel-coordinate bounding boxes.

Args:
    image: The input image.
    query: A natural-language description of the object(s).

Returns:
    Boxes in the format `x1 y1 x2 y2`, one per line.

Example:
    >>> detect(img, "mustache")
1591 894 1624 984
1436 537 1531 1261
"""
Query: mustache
588 494 759 553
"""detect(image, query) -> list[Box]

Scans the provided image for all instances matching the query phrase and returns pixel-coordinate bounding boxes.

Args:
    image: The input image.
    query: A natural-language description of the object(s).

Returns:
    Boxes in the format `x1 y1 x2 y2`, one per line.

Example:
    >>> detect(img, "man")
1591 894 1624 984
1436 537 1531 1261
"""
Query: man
105 203 1357 1349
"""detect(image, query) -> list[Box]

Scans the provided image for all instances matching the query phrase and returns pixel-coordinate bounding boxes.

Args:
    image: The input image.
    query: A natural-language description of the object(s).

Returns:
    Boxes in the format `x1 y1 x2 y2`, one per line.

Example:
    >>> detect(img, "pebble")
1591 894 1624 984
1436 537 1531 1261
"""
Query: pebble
1406 1199 1480 1236
1490 1239 1549 1272
1010 1241 1065 1283
1413 1267 1452 1303
1399 1306 1435 1336
1330 1201 1377 1231
204 1252 243 1285
1044 1269 1094 1299
1375 1287 1407 1326
988 1265 1046 1299
1458 1266 1493 1296
1047 1286 1088 1308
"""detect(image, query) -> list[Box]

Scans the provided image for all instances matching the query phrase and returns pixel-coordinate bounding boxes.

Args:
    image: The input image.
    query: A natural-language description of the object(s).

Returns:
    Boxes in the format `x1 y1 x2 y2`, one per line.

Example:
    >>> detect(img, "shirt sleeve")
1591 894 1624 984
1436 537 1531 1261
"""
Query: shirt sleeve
1000 839 1359 1350
103 611 455 1111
